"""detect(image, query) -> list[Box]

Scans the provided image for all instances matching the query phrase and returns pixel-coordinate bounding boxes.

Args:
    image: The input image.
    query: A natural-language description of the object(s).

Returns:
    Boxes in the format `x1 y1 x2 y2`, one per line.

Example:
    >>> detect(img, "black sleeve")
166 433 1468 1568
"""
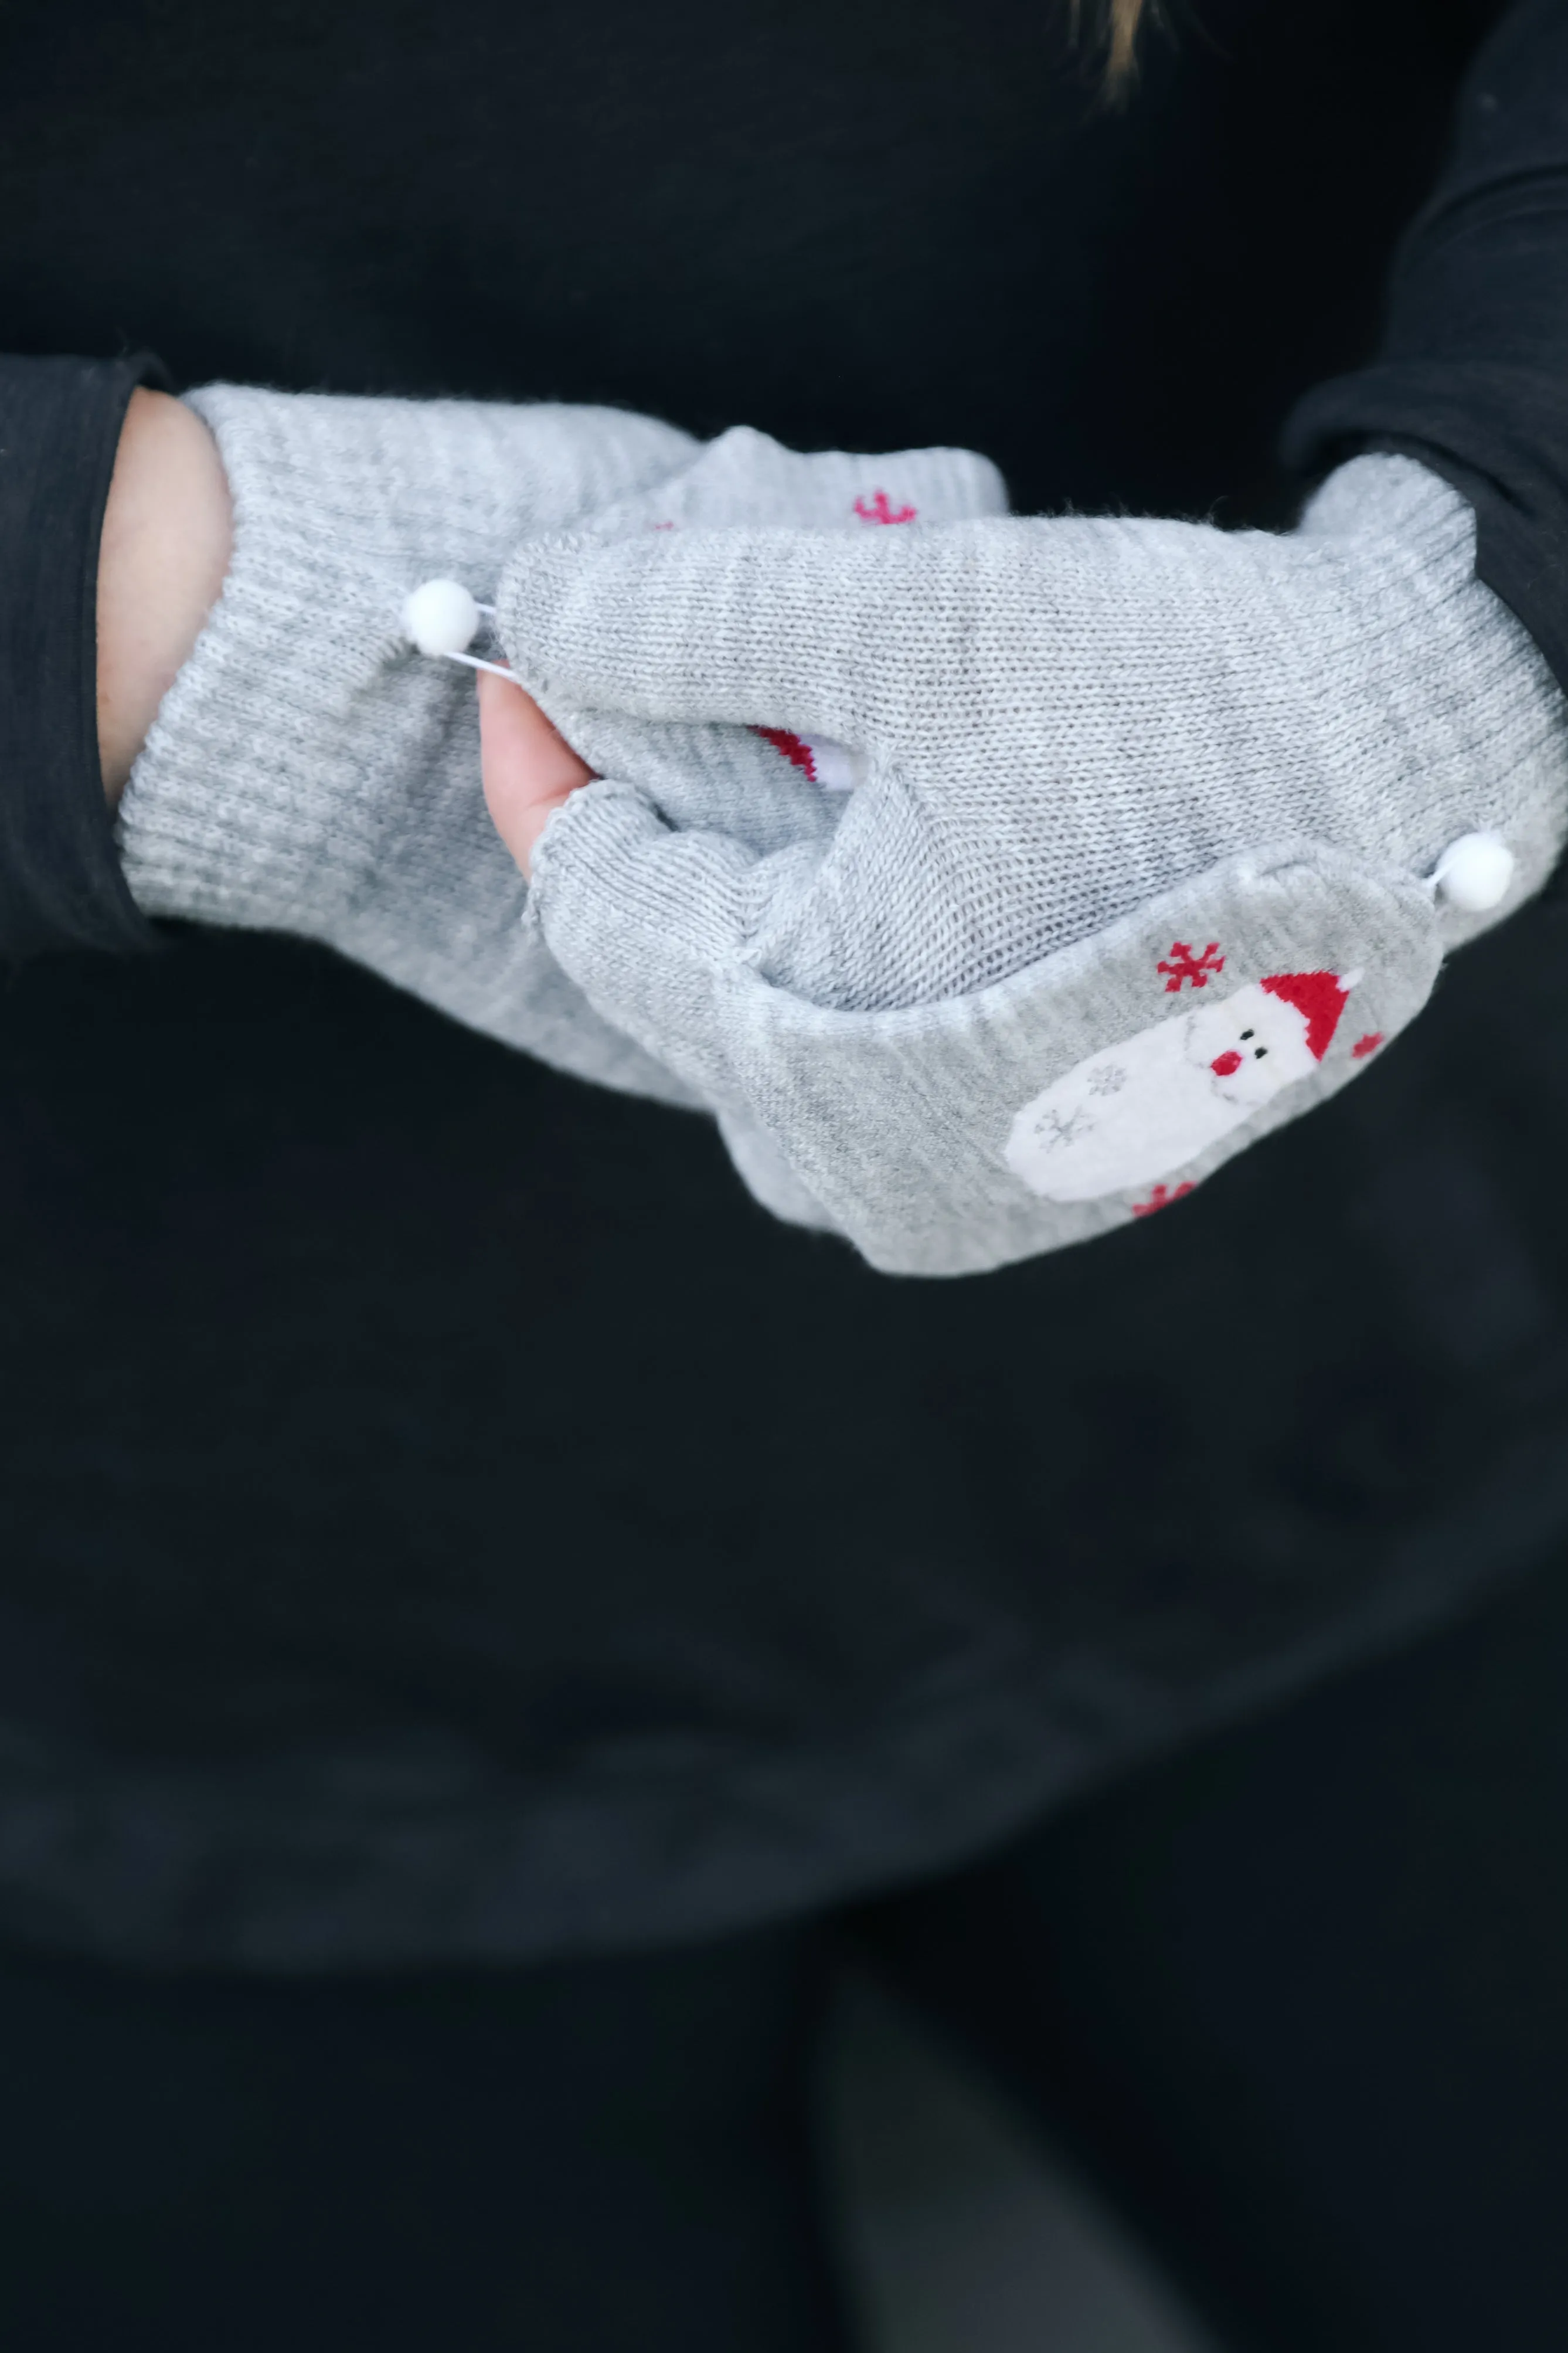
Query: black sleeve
0 351 167 959
1284 0 1568 698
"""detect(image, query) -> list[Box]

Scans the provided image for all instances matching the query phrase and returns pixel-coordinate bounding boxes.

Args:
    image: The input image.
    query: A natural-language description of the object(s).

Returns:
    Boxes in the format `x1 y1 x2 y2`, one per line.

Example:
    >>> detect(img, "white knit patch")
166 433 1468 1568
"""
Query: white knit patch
1006 966 1352 1203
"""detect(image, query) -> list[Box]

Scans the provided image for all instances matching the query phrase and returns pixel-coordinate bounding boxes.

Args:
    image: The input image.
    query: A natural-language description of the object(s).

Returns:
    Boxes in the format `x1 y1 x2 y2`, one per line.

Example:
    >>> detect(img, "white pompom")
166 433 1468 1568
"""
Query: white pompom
1432 831 1515 914
401 578 481 657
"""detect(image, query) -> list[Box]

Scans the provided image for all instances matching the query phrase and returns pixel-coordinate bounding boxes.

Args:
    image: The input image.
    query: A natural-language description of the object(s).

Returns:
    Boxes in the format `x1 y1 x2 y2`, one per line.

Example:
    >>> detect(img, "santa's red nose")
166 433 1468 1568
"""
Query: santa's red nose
1211 1050 1243 1078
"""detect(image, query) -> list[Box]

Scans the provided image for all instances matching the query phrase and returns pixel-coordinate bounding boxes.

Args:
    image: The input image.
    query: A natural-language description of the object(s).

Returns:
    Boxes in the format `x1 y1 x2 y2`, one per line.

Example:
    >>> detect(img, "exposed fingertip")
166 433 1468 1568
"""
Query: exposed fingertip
477 671 593 878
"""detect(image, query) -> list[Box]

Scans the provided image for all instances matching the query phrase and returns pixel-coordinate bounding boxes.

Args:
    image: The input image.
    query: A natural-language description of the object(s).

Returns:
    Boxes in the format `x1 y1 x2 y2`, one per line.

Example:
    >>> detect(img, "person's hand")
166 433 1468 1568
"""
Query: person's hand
116 395 1004 1112
96 389 232 802
478 668 592 876
495 456 1568 1272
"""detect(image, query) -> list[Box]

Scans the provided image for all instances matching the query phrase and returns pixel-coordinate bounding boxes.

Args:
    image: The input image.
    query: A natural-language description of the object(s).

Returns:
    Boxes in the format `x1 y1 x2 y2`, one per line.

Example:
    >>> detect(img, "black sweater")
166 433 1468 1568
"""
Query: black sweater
1 0 1566 1967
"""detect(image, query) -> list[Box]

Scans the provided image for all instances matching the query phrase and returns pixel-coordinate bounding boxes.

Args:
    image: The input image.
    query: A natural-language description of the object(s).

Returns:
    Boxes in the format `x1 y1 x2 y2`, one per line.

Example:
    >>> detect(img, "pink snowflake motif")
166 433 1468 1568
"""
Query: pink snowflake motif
1351 1031 1384 1060
853 491 917 525
1157 940 1225 992
1131 1181 1196 1218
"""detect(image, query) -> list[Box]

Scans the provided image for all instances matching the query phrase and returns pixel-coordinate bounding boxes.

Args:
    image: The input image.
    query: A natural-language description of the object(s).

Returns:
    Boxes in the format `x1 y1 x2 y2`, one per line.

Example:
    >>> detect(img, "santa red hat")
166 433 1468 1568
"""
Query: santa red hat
1259 969 1354 1062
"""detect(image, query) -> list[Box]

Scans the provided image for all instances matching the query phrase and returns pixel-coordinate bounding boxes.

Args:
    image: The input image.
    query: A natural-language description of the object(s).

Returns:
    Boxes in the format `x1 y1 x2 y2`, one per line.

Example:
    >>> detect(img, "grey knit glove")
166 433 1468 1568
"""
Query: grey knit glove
117 386 1004 1105
501 456 1568 1272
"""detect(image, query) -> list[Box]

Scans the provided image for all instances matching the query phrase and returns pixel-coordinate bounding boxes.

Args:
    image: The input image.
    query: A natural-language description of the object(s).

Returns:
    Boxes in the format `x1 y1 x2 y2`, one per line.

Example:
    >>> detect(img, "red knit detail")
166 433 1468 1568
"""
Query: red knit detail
751 726 817 781
1131 1181 1196 1217
1351 1031 1385 1060
853 491 917 524
1259 970 1351 1061
1157 941 1225 992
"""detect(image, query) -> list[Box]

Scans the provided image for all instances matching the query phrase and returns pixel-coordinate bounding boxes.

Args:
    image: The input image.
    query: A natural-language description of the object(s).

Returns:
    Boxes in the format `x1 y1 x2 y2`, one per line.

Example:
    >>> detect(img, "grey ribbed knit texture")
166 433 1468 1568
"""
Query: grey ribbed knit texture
117 389 1005 1106
501 459 1568 1271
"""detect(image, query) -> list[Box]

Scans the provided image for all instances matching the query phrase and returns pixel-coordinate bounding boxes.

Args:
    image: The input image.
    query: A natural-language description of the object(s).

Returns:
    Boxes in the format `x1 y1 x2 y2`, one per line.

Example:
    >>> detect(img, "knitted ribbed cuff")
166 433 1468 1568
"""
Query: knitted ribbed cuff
117 387 414 932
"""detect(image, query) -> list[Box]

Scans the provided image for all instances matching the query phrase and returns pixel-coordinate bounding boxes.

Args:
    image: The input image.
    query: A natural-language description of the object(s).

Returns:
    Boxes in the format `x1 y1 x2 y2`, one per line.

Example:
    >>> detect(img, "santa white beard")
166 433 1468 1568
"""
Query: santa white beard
1004 973 1354 1204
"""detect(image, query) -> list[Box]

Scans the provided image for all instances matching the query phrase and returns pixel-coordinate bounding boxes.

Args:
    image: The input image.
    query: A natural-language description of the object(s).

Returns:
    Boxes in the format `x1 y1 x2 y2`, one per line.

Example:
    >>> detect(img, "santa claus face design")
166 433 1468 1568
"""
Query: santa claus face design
1181 986 1322 1108
1004 971 1353 1204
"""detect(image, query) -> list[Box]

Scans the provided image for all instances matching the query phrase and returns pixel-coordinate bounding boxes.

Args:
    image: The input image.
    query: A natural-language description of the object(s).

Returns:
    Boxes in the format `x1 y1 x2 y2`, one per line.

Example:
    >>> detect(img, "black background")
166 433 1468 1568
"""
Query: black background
4 0 1566 1964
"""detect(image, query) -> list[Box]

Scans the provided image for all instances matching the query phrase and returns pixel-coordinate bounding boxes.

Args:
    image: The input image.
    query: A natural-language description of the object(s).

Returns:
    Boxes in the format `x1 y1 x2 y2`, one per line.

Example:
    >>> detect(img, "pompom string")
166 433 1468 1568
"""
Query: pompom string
438 649 516 682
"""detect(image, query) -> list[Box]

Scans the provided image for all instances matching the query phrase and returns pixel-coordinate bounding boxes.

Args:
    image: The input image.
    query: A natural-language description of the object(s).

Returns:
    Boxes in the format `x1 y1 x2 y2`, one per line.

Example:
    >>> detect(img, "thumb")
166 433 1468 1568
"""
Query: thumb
478 668 594 878
497 524 920 745
527 780 766 1111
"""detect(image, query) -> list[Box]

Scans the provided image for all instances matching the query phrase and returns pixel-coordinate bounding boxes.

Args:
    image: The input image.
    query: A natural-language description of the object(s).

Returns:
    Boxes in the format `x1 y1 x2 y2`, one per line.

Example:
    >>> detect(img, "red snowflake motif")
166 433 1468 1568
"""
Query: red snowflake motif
751 725 817 782
1157 940 1225 992
1351 1031 1384 1060
1131 1181 1196 1218
853 491 917 525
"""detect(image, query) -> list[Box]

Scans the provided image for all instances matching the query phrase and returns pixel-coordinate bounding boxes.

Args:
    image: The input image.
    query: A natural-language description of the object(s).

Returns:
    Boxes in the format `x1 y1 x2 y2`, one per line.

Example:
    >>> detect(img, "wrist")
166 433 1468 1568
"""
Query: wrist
95 388 232 806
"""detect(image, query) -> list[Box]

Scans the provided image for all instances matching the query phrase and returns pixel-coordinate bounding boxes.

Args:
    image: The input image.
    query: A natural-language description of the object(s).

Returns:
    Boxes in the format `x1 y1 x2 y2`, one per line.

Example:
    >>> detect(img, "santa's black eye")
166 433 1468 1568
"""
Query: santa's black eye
1240 1030 1254 1040
1254 1047 1267 1058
